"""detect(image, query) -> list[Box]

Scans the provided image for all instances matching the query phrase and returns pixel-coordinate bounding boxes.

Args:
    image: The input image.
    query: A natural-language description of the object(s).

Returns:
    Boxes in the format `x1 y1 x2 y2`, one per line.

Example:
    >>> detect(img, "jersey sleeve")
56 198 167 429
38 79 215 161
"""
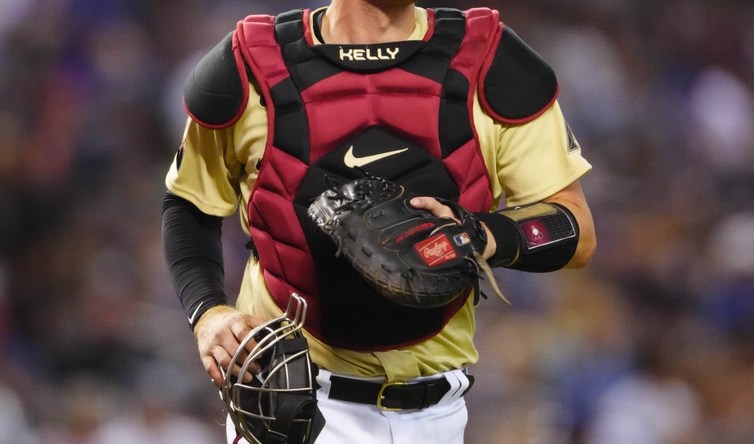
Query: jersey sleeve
165 119 244 217
481 100 592 207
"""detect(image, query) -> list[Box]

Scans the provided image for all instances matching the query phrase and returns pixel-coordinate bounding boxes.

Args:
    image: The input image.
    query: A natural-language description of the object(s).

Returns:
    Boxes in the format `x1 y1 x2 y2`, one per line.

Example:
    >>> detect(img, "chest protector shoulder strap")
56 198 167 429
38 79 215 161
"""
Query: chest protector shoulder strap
234 8 500 350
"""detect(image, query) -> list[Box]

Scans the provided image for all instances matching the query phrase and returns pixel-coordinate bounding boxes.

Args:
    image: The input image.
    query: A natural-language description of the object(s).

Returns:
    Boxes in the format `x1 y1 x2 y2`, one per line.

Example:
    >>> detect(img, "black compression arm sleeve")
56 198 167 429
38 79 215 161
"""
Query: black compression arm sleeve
162 192 228 330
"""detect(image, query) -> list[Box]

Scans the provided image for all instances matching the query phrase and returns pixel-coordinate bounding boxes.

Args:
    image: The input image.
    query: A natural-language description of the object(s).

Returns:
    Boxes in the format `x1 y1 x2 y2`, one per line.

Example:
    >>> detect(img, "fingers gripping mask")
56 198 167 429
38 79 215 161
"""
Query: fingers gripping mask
220 294 325 444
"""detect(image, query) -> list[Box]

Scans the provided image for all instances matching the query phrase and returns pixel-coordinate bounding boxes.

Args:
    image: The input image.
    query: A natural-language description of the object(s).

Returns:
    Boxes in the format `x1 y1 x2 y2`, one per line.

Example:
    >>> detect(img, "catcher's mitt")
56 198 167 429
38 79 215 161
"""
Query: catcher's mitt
307 176 507 308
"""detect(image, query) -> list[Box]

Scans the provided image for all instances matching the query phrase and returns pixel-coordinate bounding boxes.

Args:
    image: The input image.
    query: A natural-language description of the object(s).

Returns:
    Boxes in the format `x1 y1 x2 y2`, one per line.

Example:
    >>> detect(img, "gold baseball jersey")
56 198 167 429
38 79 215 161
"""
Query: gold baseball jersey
166 7 591 381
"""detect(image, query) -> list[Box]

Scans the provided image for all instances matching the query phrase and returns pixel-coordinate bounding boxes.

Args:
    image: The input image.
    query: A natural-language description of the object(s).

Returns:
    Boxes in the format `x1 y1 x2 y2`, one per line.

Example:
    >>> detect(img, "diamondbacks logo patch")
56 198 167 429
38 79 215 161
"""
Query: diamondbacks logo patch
176 140 185 170
566 123 581 153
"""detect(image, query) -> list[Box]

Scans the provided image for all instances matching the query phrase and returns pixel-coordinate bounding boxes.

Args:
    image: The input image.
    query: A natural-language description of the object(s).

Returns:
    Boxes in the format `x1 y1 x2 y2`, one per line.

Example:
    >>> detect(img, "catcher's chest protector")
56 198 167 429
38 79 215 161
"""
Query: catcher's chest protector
237 8 497 350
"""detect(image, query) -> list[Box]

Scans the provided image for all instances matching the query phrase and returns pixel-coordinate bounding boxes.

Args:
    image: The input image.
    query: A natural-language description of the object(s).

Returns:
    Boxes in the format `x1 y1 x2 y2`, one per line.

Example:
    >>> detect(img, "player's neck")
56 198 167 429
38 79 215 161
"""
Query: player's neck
321 0 416 44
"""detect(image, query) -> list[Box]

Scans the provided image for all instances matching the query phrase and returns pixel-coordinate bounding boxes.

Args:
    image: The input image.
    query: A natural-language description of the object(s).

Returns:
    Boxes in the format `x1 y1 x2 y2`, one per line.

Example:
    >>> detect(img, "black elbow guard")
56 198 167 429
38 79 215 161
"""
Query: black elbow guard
476 202 579 272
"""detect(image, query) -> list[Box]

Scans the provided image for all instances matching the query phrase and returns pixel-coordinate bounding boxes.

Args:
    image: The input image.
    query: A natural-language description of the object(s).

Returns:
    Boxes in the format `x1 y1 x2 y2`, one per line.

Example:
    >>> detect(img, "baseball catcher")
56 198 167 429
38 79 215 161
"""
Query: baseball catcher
163 2 597 443
308 176 508 308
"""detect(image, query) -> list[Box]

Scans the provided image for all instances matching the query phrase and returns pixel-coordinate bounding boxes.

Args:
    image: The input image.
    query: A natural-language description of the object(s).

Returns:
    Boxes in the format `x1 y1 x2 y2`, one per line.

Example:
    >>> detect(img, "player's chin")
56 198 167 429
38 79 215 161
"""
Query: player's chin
370 0 416 7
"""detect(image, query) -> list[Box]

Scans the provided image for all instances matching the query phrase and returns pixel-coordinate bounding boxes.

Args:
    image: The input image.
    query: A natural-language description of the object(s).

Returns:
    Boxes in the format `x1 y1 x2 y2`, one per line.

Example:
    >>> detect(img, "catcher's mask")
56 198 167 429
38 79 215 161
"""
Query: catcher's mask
220 294 325 444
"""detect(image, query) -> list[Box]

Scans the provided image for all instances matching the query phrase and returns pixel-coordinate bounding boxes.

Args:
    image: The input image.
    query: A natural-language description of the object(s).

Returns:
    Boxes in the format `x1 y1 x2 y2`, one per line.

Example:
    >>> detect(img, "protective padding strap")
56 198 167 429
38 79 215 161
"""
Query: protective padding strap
265 337 325 444
476 202 579 272
267 400 324 444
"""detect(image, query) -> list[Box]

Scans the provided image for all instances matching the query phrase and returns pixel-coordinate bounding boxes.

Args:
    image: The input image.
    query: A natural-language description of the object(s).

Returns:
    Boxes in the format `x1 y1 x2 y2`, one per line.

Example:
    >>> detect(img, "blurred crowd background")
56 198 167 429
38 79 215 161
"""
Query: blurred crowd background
1 0 753 443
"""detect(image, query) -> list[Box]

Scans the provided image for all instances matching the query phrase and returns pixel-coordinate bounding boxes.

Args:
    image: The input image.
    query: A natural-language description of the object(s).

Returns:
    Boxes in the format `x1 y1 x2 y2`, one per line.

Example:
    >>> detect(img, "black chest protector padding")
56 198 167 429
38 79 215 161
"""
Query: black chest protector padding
483 27 558 121
183 32 247 128
293 127 462 348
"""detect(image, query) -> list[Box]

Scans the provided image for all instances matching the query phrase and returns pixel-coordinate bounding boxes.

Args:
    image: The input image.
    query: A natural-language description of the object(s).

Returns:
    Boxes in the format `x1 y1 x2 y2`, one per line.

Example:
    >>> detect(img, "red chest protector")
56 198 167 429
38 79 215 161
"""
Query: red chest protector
234 8 499 350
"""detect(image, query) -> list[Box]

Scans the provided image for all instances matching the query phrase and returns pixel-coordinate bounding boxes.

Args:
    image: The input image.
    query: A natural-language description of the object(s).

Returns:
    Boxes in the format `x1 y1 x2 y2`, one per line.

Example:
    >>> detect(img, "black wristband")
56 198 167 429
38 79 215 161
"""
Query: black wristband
476 202 579 272
474 211 521 267
161 193 229 329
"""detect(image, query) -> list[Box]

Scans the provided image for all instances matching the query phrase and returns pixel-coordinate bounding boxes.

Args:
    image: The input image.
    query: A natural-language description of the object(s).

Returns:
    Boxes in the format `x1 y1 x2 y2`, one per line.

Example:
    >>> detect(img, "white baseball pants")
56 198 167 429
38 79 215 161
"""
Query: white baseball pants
227 369 469 444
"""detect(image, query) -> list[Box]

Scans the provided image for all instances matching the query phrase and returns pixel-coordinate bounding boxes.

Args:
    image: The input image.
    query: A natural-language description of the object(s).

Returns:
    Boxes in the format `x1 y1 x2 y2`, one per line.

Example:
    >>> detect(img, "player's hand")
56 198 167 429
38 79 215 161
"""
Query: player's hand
409 196 457 220
193 305 266 387
409 197 497 260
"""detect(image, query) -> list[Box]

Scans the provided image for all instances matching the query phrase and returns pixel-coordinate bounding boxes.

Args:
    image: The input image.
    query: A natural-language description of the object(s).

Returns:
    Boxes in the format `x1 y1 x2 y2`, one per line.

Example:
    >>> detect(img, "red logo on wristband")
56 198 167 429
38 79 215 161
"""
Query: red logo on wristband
522 220 551 248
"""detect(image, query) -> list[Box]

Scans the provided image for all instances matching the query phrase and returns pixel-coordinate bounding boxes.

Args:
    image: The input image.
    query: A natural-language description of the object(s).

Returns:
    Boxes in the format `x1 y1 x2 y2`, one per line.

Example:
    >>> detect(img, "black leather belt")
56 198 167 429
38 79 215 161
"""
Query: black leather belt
327 373 474 411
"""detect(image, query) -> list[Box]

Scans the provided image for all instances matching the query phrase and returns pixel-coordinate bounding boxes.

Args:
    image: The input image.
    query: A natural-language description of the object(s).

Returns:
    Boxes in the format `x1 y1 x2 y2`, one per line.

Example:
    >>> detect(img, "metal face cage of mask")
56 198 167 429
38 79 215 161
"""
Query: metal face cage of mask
220 294 325 444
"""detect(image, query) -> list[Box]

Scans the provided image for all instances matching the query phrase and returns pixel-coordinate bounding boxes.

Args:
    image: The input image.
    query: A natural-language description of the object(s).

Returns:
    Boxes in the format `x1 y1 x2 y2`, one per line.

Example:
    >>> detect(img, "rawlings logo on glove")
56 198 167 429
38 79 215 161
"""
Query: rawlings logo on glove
307 176 507 308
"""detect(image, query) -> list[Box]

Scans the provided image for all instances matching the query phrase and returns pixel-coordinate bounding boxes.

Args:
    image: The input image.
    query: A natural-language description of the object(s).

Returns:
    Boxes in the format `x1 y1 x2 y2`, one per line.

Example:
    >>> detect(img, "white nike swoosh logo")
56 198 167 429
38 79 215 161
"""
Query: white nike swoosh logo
188 302 205 325
344 146 408 168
